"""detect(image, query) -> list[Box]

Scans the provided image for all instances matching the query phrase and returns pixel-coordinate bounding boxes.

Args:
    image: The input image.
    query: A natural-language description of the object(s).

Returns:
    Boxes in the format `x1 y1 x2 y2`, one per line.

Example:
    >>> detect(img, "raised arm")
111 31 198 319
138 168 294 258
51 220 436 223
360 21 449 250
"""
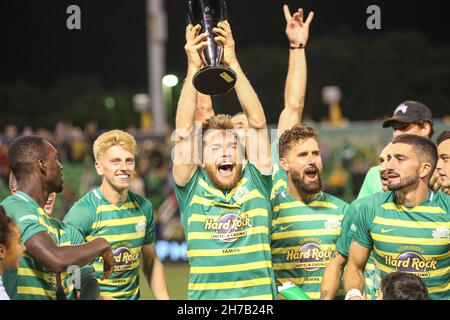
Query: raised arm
278 5 314 136
25 232 113 279
343 240 371 300
195 92 215 122
213 21 272 175
173 24 208 186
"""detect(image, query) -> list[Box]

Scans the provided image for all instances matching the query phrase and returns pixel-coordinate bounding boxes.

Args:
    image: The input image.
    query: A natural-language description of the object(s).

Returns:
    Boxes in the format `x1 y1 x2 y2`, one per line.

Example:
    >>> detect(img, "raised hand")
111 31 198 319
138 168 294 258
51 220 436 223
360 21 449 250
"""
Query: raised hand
184 24 208 70
283 4 314 48
213 20 238 67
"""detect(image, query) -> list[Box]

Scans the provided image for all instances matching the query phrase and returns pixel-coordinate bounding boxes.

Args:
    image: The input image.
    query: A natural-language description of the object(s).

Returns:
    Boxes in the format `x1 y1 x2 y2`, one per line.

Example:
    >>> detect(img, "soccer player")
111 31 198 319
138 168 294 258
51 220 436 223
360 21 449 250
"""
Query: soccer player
173 21 275 299
321 143 391 300
344 135 450 300
0 206 25 300
64 130 169 300
1 136 114 300
436 130 450 195
271 125 348 299
358 101 434 199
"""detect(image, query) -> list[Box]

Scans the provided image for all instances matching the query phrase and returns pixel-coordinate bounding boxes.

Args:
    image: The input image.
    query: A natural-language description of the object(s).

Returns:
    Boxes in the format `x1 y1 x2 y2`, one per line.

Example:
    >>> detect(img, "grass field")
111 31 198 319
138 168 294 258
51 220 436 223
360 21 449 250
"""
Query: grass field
139 263 190 300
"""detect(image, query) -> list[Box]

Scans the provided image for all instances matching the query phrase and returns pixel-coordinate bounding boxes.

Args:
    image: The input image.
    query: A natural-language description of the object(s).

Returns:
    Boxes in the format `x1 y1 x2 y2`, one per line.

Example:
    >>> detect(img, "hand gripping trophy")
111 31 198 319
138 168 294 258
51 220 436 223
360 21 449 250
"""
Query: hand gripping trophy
187 0 237 95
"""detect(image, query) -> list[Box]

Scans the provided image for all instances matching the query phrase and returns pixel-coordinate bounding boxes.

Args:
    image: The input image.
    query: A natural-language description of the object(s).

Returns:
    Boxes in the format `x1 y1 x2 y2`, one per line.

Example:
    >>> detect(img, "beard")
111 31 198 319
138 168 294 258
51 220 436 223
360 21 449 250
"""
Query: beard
291 166 322 195
387 171 420 191
204 163 244 192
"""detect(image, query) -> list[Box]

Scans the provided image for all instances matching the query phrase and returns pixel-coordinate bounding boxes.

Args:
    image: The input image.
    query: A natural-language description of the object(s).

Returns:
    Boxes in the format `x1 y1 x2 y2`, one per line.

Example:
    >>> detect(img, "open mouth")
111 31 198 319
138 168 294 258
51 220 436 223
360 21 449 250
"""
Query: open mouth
218 162 235 177
304 167 319 180
116 174 130 182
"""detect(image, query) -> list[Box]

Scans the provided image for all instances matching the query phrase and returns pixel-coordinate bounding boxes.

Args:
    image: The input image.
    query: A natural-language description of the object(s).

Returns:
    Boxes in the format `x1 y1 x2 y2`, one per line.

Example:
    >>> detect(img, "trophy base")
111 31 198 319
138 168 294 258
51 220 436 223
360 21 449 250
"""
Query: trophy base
193 66 237 96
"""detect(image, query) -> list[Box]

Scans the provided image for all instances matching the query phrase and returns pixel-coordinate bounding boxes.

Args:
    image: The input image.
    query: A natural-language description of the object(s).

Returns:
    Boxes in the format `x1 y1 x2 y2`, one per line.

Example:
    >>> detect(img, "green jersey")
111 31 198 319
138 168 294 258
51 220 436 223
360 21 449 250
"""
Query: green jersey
336 196 381 300
1 192 84 300
270 139 287 198
357 165 382 199
64 188 155 300
349 191 450 300
175 164 277 300
271 189 348 300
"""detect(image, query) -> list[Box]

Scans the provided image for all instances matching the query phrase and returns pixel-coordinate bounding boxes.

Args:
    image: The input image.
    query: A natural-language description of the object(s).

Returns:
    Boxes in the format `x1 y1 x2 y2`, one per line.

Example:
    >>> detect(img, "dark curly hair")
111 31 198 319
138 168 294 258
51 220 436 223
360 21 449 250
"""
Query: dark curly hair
279 125 319 157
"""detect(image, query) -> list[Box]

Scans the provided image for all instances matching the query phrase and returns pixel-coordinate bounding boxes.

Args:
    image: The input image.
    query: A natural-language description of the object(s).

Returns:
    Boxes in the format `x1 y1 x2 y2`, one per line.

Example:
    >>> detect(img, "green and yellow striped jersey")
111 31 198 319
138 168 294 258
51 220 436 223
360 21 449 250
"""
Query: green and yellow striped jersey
271 189 348 300
1 191 84 300
175 164 277 300
336 196 382 300
271 140 287 198
64 188 155 300
349 191 450 300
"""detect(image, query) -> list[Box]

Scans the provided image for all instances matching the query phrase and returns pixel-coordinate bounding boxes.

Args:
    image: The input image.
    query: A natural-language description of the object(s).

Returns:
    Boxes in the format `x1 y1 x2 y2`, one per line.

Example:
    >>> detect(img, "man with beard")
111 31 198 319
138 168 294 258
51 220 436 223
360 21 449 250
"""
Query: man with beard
436 131 450 195
344 135 450 300
321 143 392 300
64 130 169 300
173 20 275 300
358 101 435 199
1 136 114 300
271 125 348 299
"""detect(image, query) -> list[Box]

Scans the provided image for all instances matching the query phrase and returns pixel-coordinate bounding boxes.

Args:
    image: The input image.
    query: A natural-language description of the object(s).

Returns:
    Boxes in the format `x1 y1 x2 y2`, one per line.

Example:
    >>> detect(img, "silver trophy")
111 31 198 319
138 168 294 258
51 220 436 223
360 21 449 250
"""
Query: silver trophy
187 0 237 96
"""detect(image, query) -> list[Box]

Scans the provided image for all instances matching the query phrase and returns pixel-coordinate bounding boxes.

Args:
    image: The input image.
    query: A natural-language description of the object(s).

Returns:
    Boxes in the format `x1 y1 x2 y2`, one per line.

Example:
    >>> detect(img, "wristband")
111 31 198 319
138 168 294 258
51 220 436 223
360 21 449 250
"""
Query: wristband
290 44 305 49
345 288 363 300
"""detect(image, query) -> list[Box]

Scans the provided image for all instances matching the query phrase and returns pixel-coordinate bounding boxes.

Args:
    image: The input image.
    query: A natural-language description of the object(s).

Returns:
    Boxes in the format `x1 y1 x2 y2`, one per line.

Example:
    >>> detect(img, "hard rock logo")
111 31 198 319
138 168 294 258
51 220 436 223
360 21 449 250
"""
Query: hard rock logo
205 213 252 242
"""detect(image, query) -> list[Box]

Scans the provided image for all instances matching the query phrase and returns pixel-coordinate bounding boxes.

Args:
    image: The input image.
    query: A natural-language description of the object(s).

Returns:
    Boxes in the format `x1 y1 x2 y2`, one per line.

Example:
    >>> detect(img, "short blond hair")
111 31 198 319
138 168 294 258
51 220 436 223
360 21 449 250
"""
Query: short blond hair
93 129 137 160
201 114 234 136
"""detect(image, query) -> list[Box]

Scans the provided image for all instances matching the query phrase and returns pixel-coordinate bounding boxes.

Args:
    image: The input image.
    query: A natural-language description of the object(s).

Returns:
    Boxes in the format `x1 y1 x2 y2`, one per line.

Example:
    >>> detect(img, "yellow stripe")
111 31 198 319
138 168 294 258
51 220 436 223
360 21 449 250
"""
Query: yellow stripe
271 244 335 255
91 216 146 229
190 260 272 274
373 245 450 261
371 233 449 246
86 231 145 242
273 200 339 212
271 179 287 194
17 286 55 297
99 275 138 286
375 260 450 278
381 203 446 214
188 226 268 240
37 217 59 236
273 214 343 226
198 179 226 199
17 268 55 282
373 217 450 229
188 277 272 291
96 201 139 214
189 195 238 208
271 228 340 240
237 189 264 204
188 243 271 257
224 294 273 300
100 287 139 298
428 282 450 294
277 277 323 285
188 208 268 225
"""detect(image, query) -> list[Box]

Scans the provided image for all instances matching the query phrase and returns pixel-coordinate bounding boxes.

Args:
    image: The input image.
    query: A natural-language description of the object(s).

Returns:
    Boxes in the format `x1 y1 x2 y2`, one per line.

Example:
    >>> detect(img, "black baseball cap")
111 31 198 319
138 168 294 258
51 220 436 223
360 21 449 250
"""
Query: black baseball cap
382 101 433 128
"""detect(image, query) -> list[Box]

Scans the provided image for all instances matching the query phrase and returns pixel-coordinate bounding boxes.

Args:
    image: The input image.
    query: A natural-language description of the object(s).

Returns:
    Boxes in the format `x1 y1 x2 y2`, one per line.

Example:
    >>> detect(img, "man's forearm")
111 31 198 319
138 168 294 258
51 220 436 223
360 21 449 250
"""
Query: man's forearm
230 62 267 129
149 258 170 300
343 264 365 296
176 68 199 131
284 48 306 113
320 254 346 300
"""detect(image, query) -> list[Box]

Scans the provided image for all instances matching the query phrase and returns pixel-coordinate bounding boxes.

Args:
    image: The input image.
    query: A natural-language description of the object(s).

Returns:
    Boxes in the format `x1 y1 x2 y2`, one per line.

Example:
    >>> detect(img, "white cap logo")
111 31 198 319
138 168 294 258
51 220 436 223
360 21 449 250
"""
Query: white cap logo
394 104 409 115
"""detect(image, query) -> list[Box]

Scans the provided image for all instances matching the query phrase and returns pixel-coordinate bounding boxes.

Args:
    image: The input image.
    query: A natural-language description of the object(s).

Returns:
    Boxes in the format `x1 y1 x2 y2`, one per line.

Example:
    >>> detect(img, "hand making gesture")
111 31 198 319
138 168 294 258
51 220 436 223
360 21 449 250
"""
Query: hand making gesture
283 4 314 48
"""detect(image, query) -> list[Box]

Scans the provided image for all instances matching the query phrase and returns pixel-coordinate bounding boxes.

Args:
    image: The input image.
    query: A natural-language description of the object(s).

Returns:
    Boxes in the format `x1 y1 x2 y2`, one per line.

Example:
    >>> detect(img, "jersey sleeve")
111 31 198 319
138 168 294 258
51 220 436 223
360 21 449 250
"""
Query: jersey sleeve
63 201 94 237
245 163 273 199
65 224 86 245
348 200 374 249
4 200 47 244
174 167 201 214
336 204 357 257
143 199 155 245
357 166 382 200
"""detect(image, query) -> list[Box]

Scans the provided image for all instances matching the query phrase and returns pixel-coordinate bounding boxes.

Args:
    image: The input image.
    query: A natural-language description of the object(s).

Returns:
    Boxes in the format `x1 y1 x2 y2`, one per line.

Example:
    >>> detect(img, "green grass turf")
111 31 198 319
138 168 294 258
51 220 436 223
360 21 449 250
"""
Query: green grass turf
139 262 190 300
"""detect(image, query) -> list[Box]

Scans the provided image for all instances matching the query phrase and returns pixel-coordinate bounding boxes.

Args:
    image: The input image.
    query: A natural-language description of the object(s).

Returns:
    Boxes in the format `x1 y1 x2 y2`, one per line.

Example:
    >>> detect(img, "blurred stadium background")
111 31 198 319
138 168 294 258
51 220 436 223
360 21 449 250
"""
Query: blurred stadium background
1 0 449 299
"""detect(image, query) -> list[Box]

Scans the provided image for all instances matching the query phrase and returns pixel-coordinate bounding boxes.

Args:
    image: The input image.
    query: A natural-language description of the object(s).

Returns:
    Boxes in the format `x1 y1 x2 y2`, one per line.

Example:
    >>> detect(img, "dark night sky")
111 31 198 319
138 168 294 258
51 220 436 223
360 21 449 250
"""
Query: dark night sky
1 0 449 89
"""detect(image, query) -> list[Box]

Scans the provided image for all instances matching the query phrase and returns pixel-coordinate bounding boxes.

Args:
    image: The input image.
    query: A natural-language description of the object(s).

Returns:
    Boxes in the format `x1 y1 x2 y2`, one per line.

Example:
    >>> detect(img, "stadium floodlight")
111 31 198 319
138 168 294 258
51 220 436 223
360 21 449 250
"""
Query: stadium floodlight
162 74 179 88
